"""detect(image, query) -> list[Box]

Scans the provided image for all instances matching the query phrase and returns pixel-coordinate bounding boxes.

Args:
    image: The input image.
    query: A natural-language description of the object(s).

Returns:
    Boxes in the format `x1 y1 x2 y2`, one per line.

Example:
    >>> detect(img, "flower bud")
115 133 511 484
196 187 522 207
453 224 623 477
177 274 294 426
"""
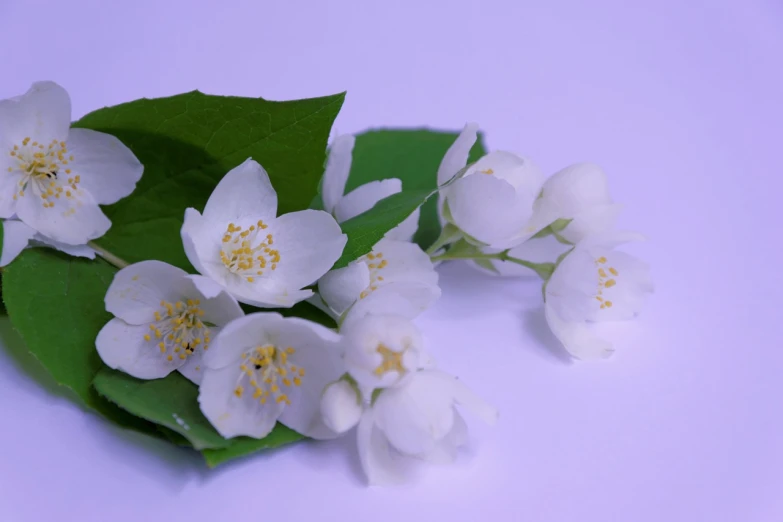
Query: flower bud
320 380 363 434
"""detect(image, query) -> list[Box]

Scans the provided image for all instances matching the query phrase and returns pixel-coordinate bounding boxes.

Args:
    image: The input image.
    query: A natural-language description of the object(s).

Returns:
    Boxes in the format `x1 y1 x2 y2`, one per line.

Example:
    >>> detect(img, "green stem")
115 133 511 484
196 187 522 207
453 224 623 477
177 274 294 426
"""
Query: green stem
430 249 555 280
87 241 130 269
424 223 462 255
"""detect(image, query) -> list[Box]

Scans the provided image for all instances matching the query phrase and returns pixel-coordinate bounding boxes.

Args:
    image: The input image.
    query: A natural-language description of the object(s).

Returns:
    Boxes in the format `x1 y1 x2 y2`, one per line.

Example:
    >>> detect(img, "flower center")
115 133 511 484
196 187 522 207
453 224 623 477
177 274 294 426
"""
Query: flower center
143 299 211 362
594 256 619 309
219 221 281 282
6 137 80 209
373 343 406 376
235 345 304 405
359 251 388 299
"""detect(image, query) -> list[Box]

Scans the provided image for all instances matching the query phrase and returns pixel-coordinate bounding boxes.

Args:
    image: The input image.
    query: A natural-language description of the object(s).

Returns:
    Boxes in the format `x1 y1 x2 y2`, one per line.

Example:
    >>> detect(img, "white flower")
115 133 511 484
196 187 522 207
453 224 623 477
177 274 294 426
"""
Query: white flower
437 123 555 249
198 312 344 439
96 260 244 384
545 232 654 359
534 163 621 244
181 158 347 308
322 134 419 241
357 370 498 486
320 379 363 434
0 81 143 261
1 219 96 266
318 237 440 319
340 313 427 392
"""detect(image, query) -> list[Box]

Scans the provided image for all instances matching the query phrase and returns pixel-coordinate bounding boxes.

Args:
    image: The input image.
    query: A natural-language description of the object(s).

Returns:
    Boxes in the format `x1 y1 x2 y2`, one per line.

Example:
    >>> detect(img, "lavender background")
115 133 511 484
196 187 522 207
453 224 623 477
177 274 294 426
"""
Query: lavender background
1 1 781 520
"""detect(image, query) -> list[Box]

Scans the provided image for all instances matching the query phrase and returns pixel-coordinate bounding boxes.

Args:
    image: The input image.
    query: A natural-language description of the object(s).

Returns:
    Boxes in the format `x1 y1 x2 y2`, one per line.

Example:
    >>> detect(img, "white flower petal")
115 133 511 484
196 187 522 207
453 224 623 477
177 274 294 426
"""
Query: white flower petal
269 209 346 289
0 169 21 218
559 203 622 244
65 128 143 205
32 233 96 259
104 260 190 325
199 363 285 439
0 219 35 266
344 282 441 324
545 303 614 360
357 411 412 486
446 174 532 247
367 238 438 287
278 329 344 439
181 207 222 279
322 134 355 214
437 123 479 186
178 347 206 385
467 151 544 195
374 372 457 455
583 250 653 322
15 185 110 246
0 81 71 145
542 162 612 211
318 262 371 315
320 380 363 434
334 179 402 223
202 158 278 224
419 411 468 464
183 276 245 326
96 318 182 379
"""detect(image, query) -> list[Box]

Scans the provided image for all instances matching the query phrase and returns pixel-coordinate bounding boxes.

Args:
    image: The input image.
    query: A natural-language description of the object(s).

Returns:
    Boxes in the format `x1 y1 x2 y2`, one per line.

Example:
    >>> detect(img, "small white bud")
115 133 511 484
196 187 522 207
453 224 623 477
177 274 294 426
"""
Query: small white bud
320 380 362 434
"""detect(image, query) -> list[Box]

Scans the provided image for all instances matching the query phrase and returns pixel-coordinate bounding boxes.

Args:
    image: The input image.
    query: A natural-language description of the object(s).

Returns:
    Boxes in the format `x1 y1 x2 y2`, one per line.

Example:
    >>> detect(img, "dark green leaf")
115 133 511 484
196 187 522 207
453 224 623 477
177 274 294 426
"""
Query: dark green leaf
1 249 162 436
348 129 486 250
93 369 230 450
333 189 433 269
202 425 303 468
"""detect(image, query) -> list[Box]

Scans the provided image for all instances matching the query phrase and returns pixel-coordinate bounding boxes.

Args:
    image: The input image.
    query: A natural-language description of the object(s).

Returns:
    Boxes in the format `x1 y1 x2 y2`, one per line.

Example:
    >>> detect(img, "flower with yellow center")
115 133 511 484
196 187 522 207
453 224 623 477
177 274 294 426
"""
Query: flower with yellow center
181 158 346 308
198 312 344 439
544 231 654 359
340 313 427 391
0 81 143 264
96 260 243 384
317 237 440 320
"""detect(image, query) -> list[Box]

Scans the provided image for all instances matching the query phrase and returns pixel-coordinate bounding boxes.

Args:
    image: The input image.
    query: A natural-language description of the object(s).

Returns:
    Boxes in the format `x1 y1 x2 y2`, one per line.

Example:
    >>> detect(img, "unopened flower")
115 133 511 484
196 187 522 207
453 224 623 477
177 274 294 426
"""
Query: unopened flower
534 162 621 244
181 158 347 308
0 81 143 262
545 232 654 359
357 370 498 486
320 378 363 434
198 312 344 439
96 260 244 384
321 134 419 241
318 237 440 318
438 123 555 249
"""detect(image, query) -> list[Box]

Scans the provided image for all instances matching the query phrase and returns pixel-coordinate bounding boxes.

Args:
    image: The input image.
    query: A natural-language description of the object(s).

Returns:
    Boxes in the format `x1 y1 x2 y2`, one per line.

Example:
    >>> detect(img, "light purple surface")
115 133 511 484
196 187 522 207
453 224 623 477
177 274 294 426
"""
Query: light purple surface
1 1 781 520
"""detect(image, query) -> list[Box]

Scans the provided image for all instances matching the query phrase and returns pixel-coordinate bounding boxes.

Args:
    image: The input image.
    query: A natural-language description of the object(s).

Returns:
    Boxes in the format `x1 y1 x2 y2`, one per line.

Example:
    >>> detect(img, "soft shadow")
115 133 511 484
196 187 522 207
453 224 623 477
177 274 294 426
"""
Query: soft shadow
521 307 573 365
291 435 366 487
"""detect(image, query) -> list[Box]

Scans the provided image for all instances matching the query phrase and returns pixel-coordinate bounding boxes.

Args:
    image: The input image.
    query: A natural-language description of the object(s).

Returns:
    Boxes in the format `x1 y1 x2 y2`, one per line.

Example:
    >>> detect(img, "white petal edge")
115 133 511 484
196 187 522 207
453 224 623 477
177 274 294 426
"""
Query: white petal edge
0 220 35 266
201 158 278 224
544 303 614 360
322 134 355 214
437 122 479 186
334 179 402 223
96 318 182 379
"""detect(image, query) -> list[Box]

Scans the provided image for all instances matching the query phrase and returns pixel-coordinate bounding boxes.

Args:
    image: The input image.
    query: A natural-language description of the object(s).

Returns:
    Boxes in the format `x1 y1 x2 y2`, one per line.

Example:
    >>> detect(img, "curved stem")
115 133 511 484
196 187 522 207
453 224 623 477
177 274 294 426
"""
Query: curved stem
87 241 130 269
430 249 555 280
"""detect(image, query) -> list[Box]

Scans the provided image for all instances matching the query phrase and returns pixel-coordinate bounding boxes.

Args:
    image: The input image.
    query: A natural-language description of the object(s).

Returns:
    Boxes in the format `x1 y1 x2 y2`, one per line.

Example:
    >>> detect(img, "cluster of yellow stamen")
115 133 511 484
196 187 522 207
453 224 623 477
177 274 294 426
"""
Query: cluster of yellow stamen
595 256 619 310
7 137 79 208
143 299 211 362
234 345 304 406
373 343 406 376
359 251 388 299
480 168 495 175
219 220 281 282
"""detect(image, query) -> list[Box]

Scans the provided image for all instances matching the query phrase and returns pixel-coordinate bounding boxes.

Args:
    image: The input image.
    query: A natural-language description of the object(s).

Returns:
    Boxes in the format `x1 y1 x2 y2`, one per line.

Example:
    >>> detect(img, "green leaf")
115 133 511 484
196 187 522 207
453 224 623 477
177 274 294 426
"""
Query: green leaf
332 189 433 269
348 129 487 250
1 249 163 436
72 91 344 269
93 369 229 450
202 426 304 468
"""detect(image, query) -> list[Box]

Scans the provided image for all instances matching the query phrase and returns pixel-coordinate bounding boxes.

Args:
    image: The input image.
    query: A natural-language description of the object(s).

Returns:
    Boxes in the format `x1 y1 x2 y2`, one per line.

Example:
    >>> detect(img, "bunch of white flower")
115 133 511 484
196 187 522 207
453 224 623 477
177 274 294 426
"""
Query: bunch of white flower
1 81 652 487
